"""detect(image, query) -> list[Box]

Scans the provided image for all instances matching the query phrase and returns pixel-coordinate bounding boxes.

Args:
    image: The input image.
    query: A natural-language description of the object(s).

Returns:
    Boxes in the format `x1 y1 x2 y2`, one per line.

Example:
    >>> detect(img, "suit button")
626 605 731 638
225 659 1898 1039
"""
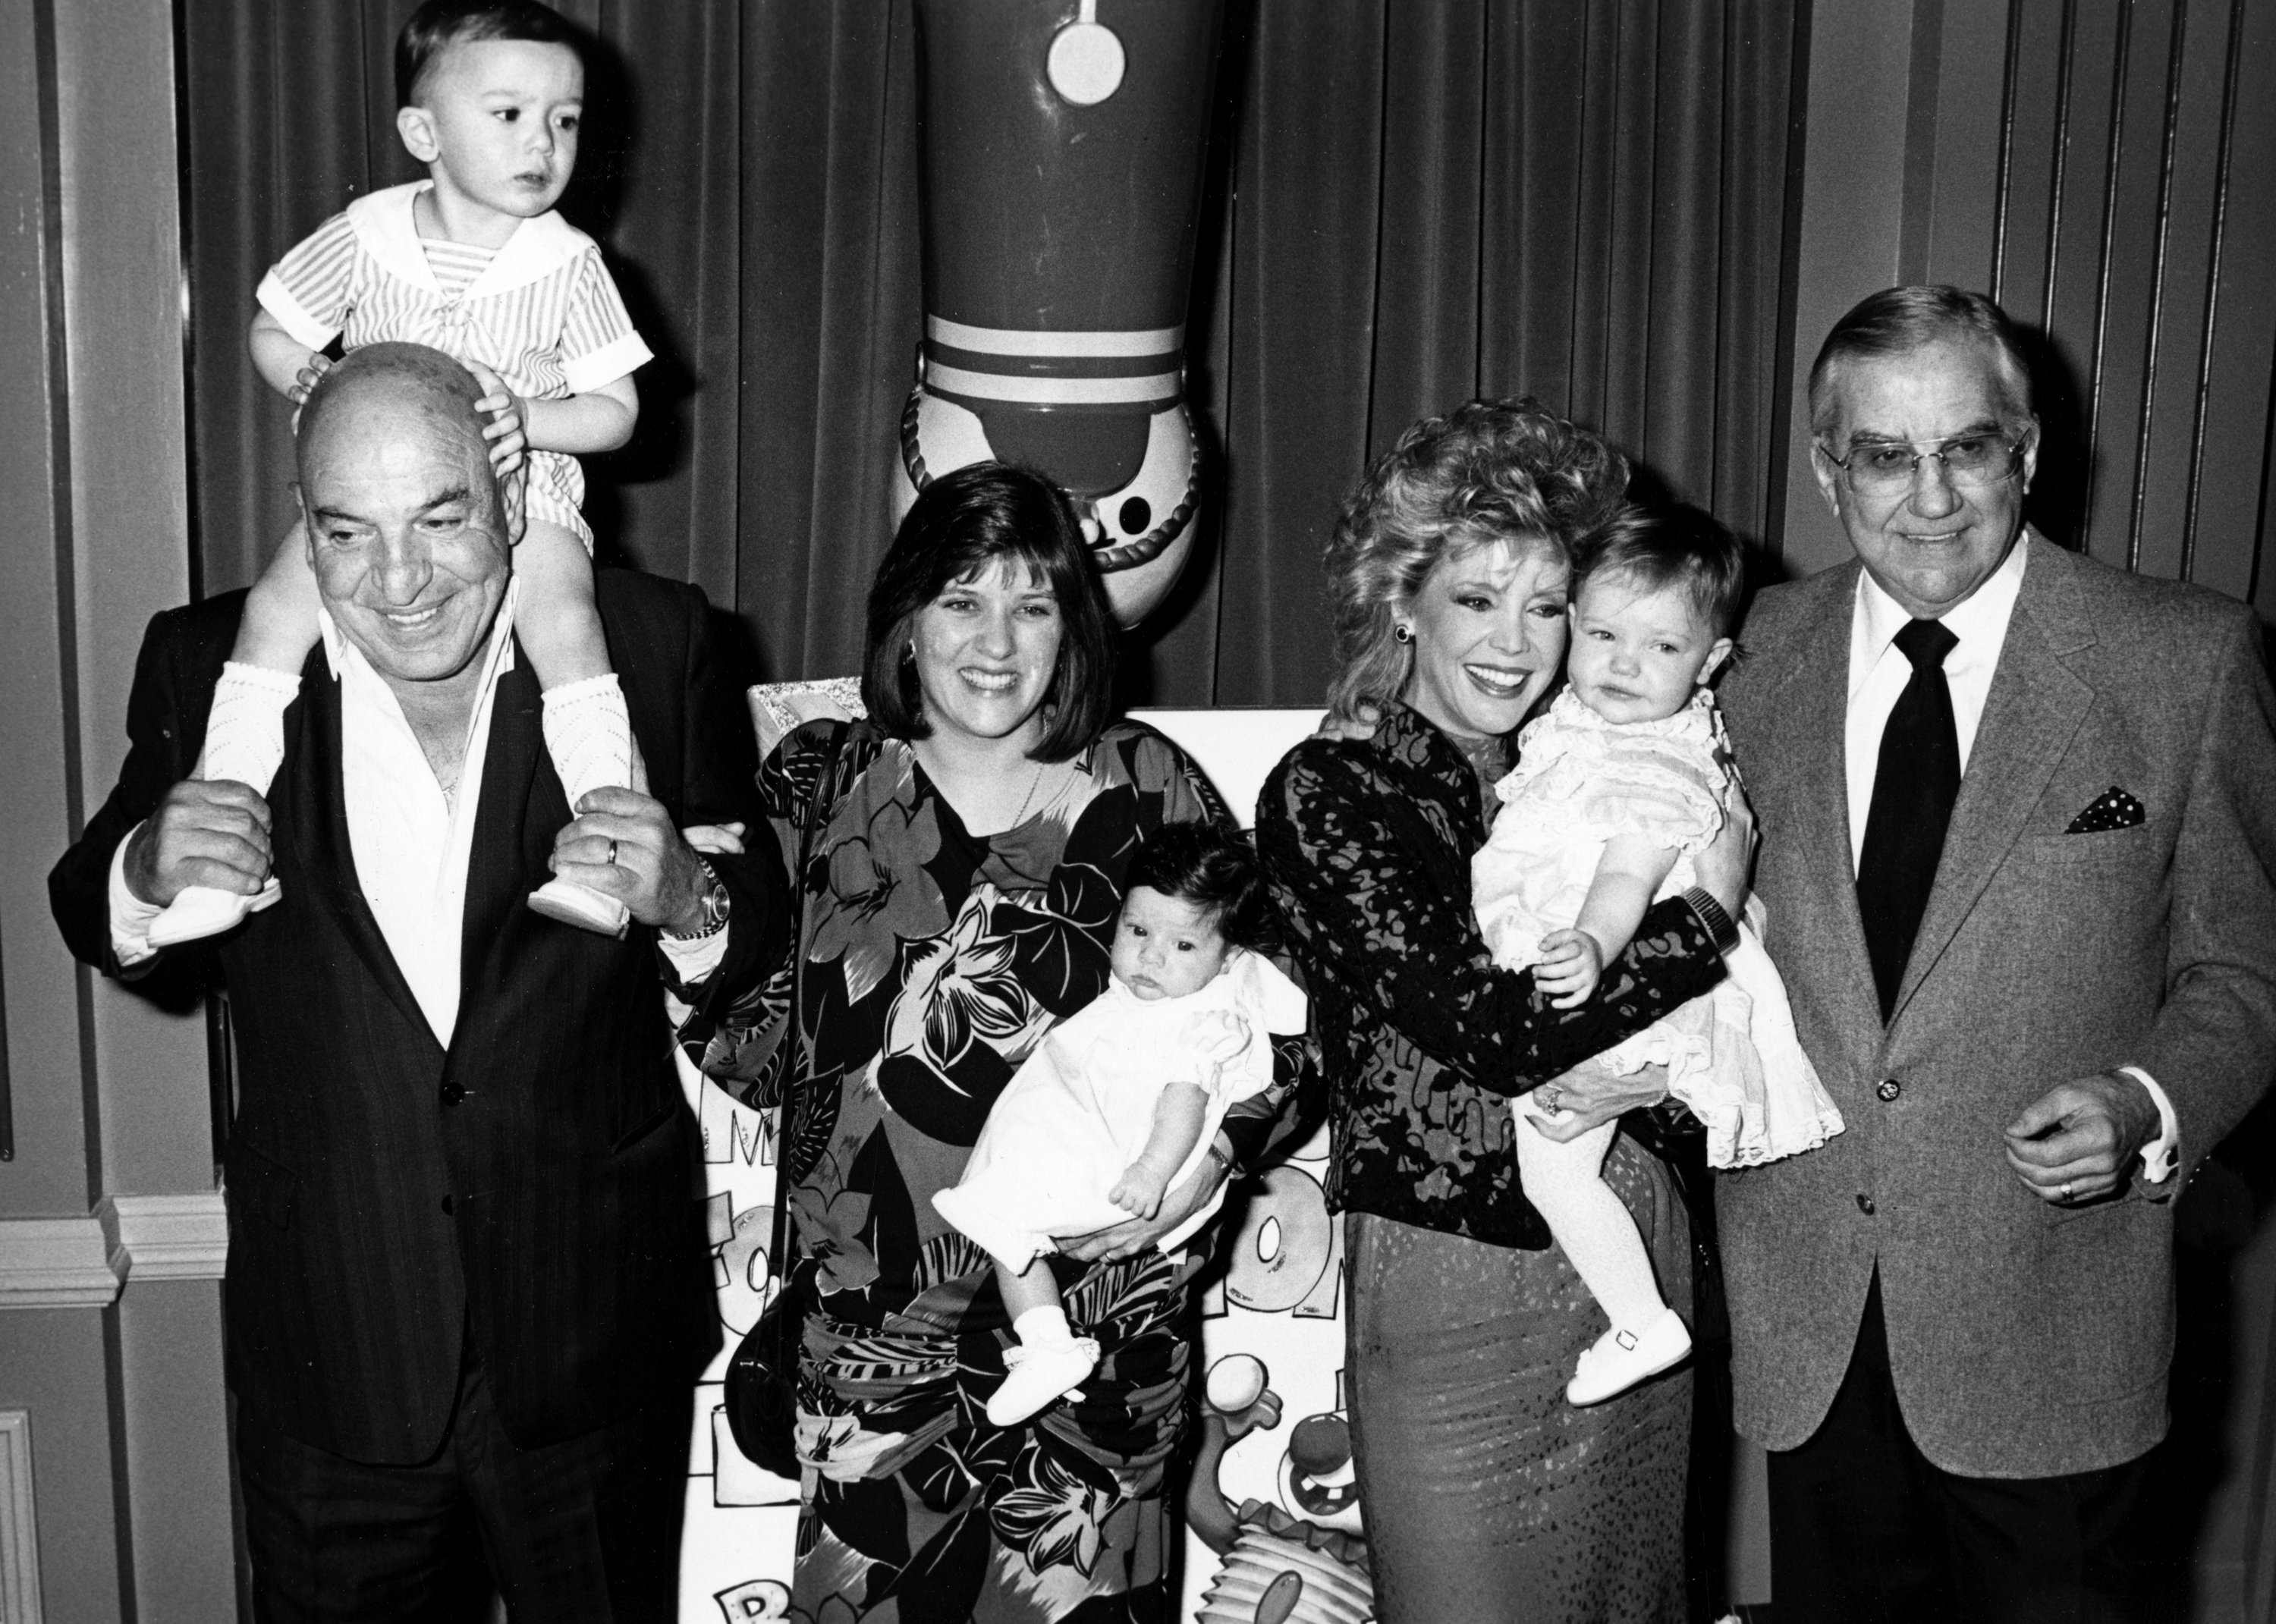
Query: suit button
440 1080 467 1107
1876 1079 1901 1103
1856 1194 1875 1215
440 1195 455 1215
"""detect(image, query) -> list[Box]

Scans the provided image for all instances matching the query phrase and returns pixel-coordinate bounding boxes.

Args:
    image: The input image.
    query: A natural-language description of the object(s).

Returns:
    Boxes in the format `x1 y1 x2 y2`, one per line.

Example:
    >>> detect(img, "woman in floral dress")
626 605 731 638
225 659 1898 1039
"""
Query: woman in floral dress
1256 400 1753 1622
711 463 1315 1622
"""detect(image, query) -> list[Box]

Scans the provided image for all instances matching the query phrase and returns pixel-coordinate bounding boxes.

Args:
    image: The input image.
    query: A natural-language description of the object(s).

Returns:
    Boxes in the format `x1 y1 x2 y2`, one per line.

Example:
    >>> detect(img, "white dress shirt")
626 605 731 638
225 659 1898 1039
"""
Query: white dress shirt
110 583 725 1046
1842 540 2177 1180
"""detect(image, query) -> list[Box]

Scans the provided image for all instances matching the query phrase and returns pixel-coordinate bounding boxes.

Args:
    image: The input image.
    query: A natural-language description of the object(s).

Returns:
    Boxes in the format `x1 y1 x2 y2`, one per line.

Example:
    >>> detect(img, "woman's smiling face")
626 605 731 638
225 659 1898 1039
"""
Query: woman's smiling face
1397 536 1571 741
910 556 1064 751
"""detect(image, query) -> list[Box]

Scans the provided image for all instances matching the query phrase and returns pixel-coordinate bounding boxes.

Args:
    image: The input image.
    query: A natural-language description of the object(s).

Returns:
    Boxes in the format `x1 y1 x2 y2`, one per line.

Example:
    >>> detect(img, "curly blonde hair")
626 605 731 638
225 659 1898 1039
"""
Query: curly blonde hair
1322 397 1630 726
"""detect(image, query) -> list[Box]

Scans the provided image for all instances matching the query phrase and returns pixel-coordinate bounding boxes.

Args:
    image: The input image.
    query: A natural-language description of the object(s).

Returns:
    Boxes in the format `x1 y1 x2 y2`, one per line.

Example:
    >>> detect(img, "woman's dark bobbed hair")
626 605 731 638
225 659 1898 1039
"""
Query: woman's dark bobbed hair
1124 821 1280 955
861 461 1117 763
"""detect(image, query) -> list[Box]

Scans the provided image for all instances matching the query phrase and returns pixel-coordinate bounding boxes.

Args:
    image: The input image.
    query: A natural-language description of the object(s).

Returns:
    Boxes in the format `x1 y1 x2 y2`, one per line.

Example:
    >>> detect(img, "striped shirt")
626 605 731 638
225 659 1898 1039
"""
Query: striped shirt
420 237 495 301
257 181 651 405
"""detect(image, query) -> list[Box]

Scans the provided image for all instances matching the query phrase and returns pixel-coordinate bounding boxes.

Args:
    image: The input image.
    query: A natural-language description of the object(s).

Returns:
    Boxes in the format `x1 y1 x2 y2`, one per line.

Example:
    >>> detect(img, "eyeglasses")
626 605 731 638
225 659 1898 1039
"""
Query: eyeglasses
1816 432 2026 495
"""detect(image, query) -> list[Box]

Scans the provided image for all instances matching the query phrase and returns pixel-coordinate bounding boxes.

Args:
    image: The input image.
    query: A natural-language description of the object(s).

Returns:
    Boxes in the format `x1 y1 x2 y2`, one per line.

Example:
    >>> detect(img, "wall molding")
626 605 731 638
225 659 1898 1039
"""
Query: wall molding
0 1218 118 1308
0 1411 39 1624
0 1192 226 1307
95 1192 226 1283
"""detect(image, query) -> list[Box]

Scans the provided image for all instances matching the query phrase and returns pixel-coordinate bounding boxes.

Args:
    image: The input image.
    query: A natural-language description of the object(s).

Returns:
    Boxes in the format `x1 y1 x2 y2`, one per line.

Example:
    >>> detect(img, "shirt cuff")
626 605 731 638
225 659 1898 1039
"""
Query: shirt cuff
255 270 343 353
559 331 654 394
657 925 729 986
108 824 163 967
2116 1064 2179 1185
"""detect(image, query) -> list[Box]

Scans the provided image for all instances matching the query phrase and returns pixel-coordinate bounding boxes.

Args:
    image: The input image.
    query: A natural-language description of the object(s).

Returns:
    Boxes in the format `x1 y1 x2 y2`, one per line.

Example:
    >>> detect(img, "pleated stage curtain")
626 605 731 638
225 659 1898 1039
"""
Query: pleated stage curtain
181 0 1800 708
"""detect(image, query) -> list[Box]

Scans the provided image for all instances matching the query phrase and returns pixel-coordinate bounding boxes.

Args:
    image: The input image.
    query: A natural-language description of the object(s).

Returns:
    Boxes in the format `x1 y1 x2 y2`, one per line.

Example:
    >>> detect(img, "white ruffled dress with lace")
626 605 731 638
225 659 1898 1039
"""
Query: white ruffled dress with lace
1473 688 1844 1168
932 948 1309 1266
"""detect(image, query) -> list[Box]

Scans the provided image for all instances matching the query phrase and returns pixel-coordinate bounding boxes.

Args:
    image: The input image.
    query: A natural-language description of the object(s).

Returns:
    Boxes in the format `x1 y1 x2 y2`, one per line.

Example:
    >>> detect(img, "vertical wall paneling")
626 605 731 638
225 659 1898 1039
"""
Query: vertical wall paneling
0 1 239 1616
0 1411 39 1624
1982 0 2276 588
52 0 213 1205
0 0 92 1220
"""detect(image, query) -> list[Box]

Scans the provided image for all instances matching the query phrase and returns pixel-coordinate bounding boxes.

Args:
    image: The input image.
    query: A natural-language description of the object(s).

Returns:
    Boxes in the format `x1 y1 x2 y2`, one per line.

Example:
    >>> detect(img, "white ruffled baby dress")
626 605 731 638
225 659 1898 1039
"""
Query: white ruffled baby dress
932 947 1308 1266
1473 688 1844 1168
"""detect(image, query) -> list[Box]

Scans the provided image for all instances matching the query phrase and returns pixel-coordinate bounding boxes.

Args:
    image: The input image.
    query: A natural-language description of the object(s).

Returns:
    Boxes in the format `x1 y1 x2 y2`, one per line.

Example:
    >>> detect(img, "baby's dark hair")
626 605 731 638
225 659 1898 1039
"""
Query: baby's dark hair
396 0 583 107
1571 502 1747 639
1124 822 1278 955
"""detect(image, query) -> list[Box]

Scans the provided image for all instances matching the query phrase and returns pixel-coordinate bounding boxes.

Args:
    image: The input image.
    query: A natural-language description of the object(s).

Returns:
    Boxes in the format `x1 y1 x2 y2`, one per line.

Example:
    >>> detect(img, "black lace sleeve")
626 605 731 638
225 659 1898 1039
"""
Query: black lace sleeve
1259 737 1726 1095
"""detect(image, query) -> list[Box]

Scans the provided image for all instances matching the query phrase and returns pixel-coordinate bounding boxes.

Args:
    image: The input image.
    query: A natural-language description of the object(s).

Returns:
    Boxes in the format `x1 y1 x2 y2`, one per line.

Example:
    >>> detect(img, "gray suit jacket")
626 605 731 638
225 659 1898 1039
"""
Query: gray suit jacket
1717 532 2276 1478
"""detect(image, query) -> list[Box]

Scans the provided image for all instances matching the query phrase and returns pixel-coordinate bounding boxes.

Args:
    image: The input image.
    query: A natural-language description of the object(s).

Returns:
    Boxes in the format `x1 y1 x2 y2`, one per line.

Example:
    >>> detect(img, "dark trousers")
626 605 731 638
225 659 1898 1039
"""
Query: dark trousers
237 1349 690 1623
1765 1276 2149 1624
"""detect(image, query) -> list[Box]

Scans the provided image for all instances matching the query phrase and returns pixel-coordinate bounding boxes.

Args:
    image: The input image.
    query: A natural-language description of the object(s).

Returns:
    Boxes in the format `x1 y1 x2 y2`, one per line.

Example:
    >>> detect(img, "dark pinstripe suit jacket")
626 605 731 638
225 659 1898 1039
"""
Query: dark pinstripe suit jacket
51 570 786 1463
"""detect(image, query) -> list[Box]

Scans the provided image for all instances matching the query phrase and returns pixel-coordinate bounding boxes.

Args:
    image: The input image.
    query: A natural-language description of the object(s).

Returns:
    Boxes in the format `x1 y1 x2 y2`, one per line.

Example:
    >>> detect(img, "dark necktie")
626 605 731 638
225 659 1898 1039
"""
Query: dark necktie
1856 617 1960 1019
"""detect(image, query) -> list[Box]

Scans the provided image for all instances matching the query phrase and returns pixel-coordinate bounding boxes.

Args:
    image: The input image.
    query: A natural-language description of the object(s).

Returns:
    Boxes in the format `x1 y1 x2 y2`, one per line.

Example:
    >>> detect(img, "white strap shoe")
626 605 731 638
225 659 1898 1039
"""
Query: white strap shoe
1567 1308 1692 1407
527 878 630 938
146 879 283 948
986 1337 1101 1428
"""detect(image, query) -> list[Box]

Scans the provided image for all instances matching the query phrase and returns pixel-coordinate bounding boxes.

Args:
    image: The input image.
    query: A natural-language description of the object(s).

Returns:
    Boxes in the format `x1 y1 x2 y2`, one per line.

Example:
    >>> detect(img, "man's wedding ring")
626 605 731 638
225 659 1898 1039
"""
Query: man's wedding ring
605 839 618 868
2059 1180 2074 1201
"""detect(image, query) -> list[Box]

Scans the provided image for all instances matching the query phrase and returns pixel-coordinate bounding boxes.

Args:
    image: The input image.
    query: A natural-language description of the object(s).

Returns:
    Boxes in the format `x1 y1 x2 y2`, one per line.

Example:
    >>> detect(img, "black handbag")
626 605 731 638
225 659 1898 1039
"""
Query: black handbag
724 730 841 1480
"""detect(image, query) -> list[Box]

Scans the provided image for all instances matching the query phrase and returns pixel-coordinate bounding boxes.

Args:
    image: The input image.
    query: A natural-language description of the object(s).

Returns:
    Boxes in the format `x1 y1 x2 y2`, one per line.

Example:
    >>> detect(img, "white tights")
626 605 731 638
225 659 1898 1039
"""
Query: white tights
1511 1109 1669 1334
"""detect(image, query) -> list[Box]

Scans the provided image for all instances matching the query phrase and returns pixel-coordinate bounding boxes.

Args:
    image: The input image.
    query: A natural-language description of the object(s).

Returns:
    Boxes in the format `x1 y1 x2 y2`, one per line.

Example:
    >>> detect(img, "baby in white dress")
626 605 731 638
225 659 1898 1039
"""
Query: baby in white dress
1473 507 1844 1408
935 821 1306 1426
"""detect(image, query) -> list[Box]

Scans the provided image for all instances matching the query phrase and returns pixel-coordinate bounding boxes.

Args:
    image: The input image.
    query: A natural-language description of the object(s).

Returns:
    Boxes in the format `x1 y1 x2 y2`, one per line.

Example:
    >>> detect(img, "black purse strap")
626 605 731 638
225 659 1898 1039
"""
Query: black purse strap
764 726 846 1346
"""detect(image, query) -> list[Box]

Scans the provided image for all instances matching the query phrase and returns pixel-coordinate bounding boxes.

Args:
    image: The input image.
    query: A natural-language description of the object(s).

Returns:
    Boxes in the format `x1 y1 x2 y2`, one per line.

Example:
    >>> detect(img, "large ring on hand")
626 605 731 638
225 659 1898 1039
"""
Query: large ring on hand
605 839 619 868
2059 1180 2075 1201
1539 1086 1563 1113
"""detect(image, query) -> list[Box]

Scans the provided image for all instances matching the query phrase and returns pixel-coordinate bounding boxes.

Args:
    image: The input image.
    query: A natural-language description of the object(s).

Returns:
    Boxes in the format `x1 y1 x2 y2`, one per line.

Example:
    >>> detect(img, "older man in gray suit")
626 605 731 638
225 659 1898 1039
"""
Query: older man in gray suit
1713 286 2276 1620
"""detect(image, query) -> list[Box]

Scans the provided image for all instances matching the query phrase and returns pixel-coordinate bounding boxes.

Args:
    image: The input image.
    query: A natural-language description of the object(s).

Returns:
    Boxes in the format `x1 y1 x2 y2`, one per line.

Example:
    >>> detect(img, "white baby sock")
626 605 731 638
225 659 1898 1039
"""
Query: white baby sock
197 662 302 796
1011 1305 1076 1349
540 674 649 812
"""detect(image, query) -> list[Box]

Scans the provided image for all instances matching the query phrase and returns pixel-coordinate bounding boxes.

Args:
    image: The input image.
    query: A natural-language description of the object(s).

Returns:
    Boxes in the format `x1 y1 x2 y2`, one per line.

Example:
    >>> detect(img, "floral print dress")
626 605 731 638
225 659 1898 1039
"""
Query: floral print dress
711 716 1316 1624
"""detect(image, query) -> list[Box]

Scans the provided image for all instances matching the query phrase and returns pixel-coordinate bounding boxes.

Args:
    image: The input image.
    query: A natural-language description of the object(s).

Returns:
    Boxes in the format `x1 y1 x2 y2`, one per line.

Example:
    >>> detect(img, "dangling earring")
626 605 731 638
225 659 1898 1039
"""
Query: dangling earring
1393 623 1414 644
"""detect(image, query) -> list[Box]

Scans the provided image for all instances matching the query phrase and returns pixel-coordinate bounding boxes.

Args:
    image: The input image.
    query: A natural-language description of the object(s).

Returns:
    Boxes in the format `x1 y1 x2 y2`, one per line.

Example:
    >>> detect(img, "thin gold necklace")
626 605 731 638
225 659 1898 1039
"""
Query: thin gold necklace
1008 757 1050 828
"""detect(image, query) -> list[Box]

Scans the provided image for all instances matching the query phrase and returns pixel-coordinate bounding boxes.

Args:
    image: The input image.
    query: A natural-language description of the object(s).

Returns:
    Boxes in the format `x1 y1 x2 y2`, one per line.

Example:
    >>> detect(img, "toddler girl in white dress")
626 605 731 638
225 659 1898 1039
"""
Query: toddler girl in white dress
935 820 1306 1426
1473 507 1843 1407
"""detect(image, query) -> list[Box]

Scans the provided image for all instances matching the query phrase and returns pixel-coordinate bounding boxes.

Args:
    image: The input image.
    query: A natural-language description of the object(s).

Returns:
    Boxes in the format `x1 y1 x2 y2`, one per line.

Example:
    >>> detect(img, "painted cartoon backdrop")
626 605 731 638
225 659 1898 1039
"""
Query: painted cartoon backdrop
671 705 1375 1623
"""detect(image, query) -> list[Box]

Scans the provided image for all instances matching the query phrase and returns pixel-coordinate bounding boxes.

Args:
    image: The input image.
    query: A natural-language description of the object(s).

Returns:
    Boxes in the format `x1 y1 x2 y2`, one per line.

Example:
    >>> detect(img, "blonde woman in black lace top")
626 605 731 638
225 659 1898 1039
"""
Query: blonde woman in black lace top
1257 398 1750 1622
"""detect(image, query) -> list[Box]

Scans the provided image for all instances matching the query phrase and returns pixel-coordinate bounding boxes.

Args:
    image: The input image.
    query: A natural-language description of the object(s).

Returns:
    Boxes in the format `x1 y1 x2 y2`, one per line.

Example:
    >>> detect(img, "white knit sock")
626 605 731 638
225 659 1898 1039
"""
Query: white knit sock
1011 1305 1075 1349
196 662 301 796
540 674 649 812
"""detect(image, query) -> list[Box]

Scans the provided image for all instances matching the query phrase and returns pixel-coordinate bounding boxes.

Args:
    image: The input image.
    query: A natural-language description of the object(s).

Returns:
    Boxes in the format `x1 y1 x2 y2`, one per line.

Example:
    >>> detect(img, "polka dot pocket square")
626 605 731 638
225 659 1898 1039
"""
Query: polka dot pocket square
2066 786 2146 834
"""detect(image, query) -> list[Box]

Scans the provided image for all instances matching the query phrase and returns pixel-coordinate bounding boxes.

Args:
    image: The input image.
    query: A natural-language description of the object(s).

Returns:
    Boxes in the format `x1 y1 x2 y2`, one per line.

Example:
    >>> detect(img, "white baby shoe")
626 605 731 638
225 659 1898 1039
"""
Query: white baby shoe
147 878 283 948
1567 1308 1692 1407
986 1337 1101 1428
527 878 631 938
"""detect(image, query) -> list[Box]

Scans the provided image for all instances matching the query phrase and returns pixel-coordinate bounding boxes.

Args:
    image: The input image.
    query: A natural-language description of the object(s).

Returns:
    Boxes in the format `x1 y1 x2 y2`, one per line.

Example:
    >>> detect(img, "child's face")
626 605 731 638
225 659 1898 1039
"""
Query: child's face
1564 572 1734 725
398 39 584 226
1111 887 1232 1002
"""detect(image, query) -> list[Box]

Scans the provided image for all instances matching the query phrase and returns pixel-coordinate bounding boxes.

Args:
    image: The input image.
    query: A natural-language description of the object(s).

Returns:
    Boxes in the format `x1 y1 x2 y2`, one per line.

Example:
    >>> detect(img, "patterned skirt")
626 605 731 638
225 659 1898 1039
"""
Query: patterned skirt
789 1248 1201 1622
1344 1132 1694 1623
